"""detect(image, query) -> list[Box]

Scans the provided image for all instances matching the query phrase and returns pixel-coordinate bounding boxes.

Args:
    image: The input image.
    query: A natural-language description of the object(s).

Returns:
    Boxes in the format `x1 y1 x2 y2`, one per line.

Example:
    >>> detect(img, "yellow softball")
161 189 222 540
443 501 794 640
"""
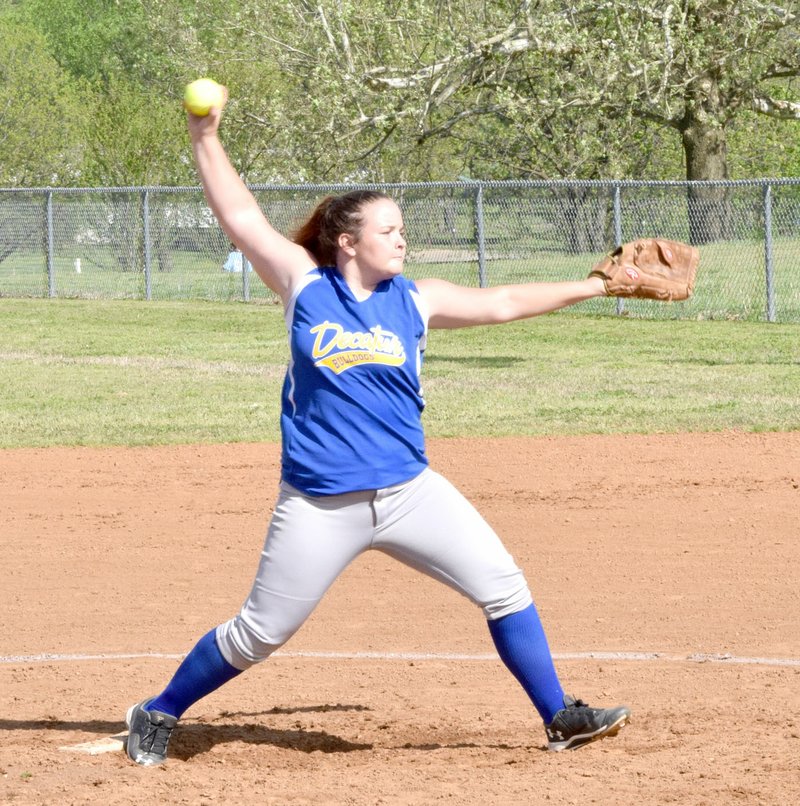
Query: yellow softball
183 79 224 117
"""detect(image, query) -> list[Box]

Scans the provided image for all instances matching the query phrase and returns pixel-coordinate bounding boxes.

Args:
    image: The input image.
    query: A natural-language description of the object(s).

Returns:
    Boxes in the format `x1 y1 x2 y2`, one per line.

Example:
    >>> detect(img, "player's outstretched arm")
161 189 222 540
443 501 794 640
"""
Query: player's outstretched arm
187 93 316 303
417 276 606 329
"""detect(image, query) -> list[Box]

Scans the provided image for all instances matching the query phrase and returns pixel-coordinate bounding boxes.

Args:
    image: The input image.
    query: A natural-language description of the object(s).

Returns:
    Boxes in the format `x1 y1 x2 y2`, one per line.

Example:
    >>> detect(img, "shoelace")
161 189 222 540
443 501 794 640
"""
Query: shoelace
141 717 174 755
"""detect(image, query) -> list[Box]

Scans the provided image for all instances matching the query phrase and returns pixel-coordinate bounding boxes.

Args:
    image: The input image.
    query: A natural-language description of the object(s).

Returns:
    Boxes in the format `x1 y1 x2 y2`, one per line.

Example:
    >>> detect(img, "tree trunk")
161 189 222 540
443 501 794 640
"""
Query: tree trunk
680 77 732 244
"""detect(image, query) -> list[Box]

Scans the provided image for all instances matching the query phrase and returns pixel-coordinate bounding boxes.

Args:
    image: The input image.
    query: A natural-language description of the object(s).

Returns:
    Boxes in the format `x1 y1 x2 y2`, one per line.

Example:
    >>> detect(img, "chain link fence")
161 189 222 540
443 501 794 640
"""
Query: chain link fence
2 179 799 321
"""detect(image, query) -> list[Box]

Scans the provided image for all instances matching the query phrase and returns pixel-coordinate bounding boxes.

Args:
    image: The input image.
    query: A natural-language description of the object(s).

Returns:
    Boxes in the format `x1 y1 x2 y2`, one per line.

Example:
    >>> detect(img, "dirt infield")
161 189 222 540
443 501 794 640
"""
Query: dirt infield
1 433 799 805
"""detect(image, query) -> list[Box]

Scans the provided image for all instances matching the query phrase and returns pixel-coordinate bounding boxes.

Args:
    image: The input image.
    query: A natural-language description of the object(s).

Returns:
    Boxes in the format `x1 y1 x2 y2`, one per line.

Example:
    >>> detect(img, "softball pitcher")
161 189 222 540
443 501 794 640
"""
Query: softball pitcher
125 88 632 766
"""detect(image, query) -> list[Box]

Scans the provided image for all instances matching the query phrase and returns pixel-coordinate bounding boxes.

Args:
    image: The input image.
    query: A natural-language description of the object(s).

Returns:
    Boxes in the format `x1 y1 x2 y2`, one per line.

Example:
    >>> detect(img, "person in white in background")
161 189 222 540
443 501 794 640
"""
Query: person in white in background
222 245 243 272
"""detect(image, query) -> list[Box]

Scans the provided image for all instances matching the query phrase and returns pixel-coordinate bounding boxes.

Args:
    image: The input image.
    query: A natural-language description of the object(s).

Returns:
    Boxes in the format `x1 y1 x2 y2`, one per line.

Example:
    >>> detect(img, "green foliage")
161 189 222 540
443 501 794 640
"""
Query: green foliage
216 0 797 181
15 0 204 186
728 107 800 179
0 0 797 185
19 0 158 83
0 299 797 448
79 75 190 186
0 15 88 185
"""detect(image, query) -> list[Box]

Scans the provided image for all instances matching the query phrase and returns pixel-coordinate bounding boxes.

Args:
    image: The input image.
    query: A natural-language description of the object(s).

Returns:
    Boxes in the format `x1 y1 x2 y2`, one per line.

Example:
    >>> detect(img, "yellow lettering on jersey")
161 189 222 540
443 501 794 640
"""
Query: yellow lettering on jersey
310 321 406 375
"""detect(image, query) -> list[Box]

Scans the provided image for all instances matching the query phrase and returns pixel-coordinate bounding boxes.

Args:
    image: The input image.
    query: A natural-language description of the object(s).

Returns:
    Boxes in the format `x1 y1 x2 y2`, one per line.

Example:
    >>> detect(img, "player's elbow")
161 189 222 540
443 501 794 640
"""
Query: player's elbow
487 286 526 324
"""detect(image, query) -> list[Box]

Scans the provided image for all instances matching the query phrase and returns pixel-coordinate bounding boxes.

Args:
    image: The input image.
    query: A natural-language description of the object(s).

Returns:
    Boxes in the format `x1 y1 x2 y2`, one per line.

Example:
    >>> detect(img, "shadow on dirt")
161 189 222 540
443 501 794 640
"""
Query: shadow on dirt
170 722 374 759
0 706 376 760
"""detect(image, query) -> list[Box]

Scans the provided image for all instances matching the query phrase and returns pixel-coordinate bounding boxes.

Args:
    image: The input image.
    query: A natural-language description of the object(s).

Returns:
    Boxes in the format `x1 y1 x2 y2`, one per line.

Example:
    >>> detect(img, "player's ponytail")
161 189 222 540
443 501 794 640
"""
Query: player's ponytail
292 190 391 266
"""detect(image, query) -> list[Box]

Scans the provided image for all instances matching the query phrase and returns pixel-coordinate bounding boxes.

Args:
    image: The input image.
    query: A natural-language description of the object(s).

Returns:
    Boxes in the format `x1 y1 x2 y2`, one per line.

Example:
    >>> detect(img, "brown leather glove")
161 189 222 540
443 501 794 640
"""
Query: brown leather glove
589 239 699 301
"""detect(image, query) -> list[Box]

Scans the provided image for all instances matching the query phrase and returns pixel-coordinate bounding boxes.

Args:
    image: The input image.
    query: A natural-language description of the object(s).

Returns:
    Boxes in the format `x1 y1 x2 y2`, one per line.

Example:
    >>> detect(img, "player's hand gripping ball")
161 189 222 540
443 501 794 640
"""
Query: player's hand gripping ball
184 78 224 117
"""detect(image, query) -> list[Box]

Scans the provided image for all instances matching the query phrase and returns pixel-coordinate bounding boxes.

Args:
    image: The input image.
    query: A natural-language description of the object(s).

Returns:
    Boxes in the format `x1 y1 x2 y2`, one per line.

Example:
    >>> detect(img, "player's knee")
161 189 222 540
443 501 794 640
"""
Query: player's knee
481 569 533 620
483 588 533 620
215 616 289 670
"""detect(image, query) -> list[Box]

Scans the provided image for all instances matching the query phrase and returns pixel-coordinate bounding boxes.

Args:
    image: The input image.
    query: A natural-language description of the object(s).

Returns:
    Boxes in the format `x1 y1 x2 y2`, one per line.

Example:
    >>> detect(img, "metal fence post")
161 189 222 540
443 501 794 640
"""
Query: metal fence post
613 184 625 315
45 190 56 298
143 190 152 301
474 183 487 288
763 183 775 323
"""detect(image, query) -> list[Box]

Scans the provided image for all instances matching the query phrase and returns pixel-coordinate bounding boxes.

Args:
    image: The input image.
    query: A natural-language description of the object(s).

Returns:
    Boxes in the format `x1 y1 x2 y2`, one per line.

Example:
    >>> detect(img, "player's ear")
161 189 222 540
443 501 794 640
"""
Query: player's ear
338 232 356 256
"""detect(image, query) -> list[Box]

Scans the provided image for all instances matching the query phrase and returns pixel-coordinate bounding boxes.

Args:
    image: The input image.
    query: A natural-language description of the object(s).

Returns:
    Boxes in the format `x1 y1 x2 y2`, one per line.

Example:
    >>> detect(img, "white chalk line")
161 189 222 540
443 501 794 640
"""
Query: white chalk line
14 648 789 757
3 648 799 666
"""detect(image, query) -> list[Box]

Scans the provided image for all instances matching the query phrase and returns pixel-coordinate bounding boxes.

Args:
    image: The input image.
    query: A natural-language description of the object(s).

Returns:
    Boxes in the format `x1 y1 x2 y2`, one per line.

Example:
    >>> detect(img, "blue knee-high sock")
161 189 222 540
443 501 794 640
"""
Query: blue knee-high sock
147 629 242 719
487 603 565 724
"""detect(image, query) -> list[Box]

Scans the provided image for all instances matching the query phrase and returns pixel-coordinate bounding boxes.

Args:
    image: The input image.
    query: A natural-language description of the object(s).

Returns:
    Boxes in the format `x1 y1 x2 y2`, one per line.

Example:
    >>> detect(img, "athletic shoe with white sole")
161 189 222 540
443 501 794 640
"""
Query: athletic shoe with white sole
125 698 178 766
545 695 631 751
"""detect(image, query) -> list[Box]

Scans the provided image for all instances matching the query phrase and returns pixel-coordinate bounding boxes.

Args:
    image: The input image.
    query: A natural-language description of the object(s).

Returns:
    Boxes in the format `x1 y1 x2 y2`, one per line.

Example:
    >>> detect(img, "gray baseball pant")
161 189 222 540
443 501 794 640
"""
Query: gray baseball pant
216 467 533 670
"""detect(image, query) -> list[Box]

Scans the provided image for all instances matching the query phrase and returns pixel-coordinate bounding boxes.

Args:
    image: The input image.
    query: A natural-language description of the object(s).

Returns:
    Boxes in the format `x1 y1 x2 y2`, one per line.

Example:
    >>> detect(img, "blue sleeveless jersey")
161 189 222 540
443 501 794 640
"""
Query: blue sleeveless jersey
281 268 429 495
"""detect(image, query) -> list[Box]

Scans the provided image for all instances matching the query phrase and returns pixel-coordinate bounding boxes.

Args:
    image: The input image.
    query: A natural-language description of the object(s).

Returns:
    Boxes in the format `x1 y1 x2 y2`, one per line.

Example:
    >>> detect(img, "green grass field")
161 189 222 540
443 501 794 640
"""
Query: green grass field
0 298 797 448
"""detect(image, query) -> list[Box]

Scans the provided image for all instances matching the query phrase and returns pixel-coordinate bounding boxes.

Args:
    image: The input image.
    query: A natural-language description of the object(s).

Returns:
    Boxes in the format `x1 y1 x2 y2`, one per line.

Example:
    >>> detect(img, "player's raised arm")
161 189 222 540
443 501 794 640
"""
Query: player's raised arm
185 82 317 303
